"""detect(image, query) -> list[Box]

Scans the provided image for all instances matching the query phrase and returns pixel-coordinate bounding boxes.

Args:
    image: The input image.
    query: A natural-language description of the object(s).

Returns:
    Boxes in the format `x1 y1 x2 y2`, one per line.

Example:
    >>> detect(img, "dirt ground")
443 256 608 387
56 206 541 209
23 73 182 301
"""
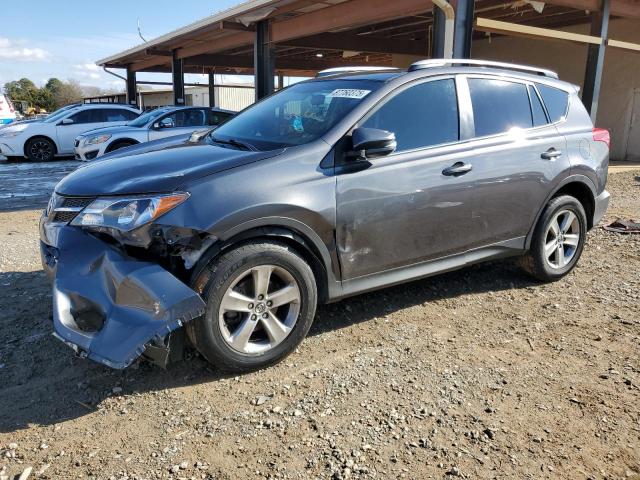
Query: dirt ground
0 167 638 480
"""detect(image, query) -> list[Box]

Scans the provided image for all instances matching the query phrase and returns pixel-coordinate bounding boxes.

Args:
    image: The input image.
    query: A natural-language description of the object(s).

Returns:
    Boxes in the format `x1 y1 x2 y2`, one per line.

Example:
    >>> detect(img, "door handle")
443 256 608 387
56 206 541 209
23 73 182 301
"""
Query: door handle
541 148 562 160
442 162 472 176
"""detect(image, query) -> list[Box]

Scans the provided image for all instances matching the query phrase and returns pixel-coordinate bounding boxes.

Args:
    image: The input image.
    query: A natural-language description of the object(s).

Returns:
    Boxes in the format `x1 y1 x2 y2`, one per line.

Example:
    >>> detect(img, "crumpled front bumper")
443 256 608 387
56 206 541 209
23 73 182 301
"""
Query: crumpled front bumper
40 222 206 369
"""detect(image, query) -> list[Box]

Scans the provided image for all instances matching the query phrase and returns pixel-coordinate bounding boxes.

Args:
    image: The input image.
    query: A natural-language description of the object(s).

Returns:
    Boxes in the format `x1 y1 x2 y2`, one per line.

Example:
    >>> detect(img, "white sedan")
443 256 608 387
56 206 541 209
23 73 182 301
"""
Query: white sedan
0 104 140 161
74 106 234 161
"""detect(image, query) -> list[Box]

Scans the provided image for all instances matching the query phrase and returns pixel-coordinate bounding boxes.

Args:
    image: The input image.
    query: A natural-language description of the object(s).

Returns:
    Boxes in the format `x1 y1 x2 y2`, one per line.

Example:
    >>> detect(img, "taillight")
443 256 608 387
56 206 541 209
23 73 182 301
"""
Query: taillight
593 128 610 149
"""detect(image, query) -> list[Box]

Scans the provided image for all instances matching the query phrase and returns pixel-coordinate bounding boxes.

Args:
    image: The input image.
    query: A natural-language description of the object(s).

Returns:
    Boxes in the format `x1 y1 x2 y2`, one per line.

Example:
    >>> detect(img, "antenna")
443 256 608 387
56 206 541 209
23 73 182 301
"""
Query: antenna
137 18 148 43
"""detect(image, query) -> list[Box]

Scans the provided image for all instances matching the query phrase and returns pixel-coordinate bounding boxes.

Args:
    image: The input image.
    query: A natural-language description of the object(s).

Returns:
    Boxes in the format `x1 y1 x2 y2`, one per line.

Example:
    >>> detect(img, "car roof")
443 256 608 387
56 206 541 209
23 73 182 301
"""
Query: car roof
306 59 576 92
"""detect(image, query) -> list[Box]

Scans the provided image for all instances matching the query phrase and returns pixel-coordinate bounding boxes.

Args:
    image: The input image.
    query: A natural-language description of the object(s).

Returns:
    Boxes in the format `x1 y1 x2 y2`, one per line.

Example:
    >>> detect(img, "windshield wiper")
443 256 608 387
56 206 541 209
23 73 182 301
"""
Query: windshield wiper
210 136 255 151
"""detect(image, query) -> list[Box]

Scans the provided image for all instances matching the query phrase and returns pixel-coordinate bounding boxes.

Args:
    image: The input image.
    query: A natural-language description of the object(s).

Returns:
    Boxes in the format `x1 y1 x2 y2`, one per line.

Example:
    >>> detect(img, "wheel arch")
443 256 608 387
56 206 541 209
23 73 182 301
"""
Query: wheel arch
525 175 597 249
24 135 58 157
105 138 139 153
189 219 339 304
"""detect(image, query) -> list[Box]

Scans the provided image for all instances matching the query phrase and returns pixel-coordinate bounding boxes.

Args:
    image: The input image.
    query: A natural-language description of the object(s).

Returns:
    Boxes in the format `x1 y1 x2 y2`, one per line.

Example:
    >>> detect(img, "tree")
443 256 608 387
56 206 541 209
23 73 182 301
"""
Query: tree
44 78 64 95
4 78 38 106
51 79 84 108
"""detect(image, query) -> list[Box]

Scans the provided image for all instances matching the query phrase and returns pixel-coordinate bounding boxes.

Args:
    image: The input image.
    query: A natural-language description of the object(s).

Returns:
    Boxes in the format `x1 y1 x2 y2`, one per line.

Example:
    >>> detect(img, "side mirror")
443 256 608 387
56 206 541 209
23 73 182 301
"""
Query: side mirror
349 127 396 159
59 118 74 126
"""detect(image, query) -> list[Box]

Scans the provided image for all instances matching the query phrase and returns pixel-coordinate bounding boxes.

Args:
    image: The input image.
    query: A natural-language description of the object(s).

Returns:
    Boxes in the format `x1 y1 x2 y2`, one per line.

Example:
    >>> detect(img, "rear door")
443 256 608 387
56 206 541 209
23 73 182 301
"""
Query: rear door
336 77 477 279
148 108 208 140
459 76 569 248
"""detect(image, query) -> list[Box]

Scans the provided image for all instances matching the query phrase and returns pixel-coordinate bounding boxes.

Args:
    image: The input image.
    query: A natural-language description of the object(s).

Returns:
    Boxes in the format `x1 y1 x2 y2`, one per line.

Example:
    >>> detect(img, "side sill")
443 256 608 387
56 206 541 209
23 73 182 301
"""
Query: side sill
332 237 526 301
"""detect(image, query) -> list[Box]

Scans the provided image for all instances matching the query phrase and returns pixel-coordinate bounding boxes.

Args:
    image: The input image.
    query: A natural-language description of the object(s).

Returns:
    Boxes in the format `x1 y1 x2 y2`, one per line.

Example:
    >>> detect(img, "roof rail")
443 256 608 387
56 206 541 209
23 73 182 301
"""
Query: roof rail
316 66 399 78
408 59 558 79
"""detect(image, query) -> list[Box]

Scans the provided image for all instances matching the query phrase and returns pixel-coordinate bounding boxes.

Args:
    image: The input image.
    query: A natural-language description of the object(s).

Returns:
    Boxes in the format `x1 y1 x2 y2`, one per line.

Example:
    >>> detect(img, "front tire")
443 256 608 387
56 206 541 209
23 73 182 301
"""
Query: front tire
187 241 317 372
25 137 55 162
520 195 587 282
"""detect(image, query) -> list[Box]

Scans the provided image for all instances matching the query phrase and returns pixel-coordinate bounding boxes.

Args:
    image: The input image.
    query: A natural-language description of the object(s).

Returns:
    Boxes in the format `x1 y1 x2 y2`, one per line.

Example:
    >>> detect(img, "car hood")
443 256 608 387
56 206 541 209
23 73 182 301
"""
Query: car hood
56 136 284 196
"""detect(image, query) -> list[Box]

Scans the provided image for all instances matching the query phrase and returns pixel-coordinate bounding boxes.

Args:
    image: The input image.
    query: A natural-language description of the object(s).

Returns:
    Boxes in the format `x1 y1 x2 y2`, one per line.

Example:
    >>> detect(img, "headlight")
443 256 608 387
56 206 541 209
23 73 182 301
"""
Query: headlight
85 134 112 145
0 130 22 138
71 193 189 232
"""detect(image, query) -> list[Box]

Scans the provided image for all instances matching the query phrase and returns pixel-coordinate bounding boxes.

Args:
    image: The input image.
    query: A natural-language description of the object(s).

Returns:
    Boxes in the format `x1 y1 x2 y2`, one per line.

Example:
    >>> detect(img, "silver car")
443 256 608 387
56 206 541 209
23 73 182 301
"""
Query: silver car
74 106 234 161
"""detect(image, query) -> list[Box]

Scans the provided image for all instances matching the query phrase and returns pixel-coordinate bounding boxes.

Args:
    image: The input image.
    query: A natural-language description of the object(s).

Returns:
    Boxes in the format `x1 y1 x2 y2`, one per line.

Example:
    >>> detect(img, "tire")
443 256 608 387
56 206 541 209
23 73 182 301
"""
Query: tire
519 195 587 282
106 140 136 153
25 137 55 162
186 241 317 372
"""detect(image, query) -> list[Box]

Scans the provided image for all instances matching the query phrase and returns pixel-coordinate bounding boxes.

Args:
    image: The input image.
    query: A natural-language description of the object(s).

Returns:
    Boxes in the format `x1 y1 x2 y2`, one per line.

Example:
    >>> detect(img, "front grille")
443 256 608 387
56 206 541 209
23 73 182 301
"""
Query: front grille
52 211 79 223
49 195 94 224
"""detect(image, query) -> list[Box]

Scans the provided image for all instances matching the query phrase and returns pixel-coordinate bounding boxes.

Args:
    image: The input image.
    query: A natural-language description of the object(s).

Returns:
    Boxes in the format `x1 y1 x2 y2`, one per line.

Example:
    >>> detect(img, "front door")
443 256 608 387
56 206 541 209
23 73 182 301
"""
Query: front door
336 78 475 280
56 109 107 154
148 108 208 141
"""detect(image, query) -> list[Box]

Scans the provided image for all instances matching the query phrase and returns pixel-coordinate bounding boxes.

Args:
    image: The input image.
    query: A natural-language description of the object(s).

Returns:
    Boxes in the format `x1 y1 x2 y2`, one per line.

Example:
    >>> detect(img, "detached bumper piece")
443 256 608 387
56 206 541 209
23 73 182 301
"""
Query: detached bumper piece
46 227 205 369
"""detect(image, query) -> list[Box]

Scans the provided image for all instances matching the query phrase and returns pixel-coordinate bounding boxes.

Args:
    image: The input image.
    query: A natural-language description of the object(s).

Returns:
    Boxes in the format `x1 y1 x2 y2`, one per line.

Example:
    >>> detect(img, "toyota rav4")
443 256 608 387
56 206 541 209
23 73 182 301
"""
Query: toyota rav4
40 59 610 372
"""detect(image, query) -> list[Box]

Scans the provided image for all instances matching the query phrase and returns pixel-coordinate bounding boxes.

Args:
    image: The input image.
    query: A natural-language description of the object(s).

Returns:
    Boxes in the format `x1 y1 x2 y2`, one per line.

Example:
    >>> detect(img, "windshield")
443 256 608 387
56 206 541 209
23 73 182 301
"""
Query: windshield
128 108 172 127
211 79 383 150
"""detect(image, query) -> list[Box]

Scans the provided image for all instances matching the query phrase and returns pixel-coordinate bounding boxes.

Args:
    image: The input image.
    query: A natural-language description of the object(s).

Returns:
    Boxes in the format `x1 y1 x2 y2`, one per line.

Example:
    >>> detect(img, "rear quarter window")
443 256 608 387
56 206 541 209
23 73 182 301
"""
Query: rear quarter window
536 83 569 123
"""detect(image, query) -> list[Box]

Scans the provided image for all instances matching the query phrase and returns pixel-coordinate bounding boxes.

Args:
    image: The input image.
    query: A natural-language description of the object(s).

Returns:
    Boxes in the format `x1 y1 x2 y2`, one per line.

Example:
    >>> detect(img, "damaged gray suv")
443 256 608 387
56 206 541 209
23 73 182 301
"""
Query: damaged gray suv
40 59 610 372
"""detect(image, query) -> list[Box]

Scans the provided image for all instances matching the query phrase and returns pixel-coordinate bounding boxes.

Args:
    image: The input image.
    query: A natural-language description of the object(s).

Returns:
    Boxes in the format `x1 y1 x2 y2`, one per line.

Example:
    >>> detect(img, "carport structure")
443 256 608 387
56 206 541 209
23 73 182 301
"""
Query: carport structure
98 0 640 121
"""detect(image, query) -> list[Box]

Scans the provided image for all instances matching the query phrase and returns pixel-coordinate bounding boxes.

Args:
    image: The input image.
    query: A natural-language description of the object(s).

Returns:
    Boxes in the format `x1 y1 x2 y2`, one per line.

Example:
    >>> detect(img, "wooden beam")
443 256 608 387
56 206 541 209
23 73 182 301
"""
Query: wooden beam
281 32 428 55
608 38 640 52
145 48 173 57
271 0 433 43
183 54 390 71
544 0 640 19
176 31 255 59
130 55 172 72
474 17 602 45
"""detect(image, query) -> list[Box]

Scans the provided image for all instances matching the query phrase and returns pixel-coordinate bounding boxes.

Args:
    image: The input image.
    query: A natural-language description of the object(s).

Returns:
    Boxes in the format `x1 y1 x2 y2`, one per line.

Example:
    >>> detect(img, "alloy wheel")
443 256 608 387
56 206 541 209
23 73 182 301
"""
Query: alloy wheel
218 265 301 355
30 140 53 161
544 209 581 269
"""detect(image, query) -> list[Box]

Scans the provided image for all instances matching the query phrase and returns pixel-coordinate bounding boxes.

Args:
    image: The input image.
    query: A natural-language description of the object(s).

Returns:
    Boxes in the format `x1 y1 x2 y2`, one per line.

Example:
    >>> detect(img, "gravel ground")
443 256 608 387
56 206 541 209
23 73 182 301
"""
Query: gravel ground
0 165 638 480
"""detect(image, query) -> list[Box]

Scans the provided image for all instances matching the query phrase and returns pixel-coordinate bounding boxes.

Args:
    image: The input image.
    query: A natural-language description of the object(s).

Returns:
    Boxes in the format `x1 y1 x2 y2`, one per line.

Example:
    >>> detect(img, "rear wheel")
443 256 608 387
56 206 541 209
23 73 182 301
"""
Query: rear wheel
25 137 55 162
187 241 317 372
520 195 587 282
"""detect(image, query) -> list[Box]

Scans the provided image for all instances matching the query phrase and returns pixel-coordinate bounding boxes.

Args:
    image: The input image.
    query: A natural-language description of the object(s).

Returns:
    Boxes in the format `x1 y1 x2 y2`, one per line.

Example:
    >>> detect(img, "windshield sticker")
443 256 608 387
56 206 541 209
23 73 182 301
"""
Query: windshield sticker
329 88 371 99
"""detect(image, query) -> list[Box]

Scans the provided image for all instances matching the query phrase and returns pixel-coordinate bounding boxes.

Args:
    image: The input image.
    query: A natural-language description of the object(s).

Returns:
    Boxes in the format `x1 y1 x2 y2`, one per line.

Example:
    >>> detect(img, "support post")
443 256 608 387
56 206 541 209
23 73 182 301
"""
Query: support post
431 0 454 59
582 0 610 122
208 72 216 107
254 20 275 101
172 51 185 106
453 0 474 58
125 66 137 107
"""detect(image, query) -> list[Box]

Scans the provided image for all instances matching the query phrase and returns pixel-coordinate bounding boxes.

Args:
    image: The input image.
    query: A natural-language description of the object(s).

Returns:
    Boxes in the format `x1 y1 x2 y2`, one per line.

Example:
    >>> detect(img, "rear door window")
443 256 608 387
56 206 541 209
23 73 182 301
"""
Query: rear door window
361 78 459 152
68 109 104 124
536 83 569 123
468 78 532 137
104 109 136 122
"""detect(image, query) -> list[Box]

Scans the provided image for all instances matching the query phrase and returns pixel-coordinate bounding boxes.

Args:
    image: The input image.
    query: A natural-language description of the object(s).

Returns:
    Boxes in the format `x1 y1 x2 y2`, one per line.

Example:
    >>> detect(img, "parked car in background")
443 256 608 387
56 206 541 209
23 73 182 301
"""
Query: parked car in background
74 106 235 161
0 104 140 161
40 60 609 372
0 95 16 125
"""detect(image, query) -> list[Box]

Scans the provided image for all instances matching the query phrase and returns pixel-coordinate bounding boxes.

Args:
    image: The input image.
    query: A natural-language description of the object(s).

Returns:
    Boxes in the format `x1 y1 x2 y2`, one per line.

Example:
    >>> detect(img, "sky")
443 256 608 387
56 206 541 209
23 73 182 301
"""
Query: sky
0 0 247 92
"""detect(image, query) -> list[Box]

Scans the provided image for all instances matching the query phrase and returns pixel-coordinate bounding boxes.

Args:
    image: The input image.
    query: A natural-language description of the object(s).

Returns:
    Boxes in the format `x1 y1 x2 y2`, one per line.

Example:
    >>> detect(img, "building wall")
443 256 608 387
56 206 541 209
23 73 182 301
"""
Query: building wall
472 18 640 161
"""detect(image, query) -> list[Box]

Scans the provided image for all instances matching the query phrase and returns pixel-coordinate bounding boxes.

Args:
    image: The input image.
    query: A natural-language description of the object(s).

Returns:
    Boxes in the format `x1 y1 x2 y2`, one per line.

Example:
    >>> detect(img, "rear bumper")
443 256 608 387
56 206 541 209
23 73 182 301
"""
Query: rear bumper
593 189 610 227
40 221 205 369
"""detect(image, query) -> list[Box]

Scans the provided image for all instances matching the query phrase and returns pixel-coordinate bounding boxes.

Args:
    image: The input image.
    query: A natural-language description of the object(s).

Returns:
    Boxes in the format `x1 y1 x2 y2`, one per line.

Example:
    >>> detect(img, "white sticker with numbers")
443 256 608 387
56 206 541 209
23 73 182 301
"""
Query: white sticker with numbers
328 88 371 99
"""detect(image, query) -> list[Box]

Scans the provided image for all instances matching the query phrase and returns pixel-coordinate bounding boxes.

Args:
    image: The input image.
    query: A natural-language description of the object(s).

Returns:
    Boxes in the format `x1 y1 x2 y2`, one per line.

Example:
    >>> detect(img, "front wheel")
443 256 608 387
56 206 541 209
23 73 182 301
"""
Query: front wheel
25 137 55 162
520 195 587 282
186 241 317 372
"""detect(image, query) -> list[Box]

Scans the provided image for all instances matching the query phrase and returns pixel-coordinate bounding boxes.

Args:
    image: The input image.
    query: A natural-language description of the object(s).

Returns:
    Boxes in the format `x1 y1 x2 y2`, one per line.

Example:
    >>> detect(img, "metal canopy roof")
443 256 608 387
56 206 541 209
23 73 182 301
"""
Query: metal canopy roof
98 0 640 76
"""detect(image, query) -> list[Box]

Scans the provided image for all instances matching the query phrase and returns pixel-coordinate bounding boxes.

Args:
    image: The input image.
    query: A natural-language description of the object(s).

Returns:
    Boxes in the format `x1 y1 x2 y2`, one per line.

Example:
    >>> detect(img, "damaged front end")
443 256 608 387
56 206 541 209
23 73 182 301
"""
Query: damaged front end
40 194 209 369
